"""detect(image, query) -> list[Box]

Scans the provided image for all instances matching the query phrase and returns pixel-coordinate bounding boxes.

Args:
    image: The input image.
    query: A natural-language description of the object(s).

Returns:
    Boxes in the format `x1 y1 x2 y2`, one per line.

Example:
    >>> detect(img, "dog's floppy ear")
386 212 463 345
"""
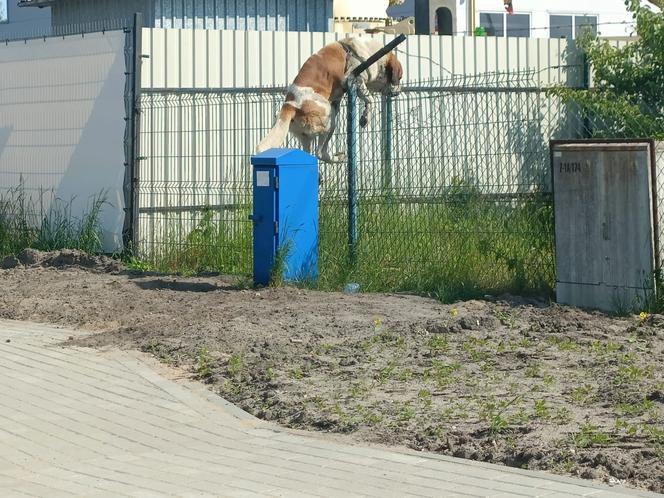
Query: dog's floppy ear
386 53 403 85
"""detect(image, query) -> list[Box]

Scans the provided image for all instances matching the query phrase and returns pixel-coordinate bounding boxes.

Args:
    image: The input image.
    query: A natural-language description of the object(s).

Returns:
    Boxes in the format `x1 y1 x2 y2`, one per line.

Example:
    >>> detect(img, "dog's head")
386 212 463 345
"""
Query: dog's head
384 52 404 95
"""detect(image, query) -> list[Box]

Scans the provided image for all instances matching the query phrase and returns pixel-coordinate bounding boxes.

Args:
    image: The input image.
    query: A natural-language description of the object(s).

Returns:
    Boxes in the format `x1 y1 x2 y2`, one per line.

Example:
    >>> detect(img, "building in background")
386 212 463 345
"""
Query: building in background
0 0 51 39
388 0 658 38
333 0 392 33
15 0 333 34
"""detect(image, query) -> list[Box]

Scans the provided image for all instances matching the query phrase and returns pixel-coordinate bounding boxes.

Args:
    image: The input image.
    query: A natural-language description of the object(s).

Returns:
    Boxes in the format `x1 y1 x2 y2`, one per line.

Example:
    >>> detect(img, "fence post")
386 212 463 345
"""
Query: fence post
381 95 393 194
345 34 406 262
123 12 143 252
581 53 592 139
347 82 359 264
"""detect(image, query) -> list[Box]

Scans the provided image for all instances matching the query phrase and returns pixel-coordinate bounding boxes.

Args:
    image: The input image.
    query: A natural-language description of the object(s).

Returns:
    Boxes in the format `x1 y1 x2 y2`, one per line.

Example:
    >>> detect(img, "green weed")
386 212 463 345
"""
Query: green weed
227 353 245 379
397 402 416 423
195 347 214 380
553 407 573 424
427 360 461 389
570 385 596 405
570 423 613 448
418 389 433 408
533 399 550 419
546 336 581 351
479 396 521 435
618 398 655 417
427 335 449 354
291 366 304 380
494 309 519 328
524 363 542 378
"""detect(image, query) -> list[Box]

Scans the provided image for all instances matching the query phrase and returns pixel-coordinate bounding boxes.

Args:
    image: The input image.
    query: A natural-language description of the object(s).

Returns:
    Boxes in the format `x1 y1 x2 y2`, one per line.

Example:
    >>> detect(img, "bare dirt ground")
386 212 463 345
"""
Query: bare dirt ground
1 250 662 493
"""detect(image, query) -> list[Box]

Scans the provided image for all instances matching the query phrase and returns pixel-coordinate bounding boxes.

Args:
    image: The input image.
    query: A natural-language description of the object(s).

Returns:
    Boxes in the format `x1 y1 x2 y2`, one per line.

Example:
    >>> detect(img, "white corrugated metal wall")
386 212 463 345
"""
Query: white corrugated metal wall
153 0 333 32
141 30 582 88
48 0 333 33
50 0 154 26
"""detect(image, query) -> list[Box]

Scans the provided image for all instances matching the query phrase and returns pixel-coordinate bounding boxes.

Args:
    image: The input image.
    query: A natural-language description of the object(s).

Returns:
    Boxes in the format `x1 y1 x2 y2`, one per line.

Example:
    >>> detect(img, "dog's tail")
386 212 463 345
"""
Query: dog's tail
255 105 296 154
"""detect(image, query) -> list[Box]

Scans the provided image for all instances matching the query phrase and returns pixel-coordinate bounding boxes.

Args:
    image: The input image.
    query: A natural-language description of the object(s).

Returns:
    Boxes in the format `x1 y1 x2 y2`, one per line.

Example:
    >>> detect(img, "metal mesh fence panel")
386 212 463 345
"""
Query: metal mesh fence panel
135 69 662 298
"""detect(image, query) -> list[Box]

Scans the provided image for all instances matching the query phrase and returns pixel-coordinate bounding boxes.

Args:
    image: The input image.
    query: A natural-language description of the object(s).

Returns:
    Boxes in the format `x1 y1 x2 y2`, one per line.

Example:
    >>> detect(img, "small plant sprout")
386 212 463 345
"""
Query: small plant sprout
534 399 550 419
227 353 244 379
554 407 573 424
418 389 433 408
570 422 613 448
373 318 383 331
196 347 214 380
427 335 449 353
639 311 649 323
450 308 459 317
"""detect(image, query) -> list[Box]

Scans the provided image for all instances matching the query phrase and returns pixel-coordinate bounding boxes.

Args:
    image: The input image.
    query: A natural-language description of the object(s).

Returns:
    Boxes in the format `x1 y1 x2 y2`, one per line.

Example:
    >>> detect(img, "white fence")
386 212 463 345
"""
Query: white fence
135 29 587 252
0 30 128 253
140 28 584 89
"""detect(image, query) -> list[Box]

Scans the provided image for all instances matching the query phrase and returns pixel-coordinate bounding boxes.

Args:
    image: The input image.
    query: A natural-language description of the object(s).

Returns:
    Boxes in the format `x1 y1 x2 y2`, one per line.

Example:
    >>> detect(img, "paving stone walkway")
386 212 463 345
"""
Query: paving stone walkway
0 319 660 498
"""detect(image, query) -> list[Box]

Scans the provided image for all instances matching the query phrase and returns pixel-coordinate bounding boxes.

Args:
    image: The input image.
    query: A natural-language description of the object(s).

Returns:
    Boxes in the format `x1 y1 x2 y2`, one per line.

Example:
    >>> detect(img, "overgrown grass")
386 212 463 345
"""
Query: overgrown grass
141 206 252 275
0 185 106 257
139 186 556 302
317 189 555 301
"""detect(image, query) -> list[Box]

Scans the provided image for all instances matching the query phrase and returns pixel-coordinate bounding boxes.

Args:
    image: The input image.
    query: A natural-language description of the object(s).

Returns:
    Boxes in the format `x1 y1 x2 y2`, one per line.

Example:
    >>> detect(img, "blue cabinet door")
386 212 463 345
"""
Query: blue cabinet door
252 167 277 286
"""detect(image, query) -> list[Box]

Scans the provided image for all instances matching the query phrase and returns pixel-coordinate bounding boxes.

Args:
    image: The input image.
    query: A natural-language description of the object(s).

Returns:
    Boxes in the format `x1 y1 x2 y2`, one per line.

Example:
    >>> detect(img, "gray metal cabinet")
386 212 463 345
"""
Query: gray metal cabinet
551 141 658 312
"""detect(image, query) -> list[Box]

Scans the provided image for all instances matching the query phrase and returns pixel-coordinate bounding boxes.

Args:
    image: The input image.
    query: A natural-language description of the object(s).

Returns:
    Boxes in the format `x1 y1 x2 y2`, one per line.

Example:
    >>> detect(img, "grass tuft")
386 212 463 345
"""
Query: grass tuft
0 184 106 257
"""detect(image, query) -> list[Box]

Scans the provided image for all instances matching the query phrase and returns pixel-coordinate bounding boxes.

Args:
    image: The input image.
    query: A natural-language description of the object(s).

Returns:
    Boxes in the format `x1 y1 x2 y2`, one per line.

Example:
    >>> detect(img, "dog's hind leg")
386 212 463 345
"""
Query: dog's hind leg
317 101 340 163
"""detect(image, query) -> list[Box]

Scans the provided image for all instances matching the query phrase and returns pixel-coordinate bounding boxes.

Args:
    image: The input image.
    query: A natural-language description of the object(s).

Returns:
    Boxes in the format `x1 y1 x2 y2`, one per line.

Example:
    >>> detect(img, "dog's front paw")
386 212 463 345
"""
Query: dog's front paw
359 115 368 128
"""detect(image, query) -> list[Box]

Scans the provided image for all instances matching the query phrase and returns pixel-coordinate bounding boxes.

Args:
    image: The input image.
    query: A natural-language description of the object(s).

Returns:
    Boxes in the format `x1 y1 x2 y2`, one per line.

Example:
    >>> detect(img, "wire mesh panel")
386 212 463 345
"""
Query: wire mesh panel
137 90 284 273
135 69 660 299
337 72 560 299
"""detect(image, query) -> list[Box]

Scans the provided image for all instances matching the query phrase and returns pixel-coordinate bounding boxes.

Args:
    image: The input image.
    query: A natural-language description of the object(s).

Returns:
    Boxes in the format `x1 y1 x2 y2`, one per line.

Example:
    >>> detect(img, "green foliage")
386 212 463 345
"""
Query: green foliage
533 399 551 419
570 423 613 448
427 335 449 354
195 347 214 380
551 2 664 139
140 175 554 301
227 353 245 379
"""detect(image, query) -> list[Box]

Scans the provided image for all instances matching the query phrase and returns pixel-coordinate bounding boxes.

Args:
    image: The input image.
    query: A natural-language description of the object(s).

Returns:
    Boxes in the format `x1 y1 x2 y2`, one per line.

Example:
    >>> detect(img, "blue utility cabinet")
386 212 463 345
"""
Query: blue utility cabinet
250 149 319 286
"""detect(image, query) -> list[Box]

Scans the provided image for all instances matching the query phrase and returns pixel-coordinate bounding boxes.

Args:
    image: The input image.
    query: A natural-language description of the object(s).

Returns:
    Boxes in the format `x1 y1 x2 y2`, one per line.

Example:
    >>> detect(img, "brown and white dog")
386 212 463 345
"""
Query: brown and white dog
255 37 404 163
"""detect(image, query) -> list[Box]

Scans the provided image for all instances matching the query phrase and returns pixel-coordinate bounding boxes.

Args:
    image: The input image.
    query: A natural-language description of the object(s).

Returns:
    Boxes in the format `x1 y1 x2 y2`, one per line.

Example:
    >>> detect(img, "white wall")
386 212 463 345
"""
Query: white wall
0 30 128 252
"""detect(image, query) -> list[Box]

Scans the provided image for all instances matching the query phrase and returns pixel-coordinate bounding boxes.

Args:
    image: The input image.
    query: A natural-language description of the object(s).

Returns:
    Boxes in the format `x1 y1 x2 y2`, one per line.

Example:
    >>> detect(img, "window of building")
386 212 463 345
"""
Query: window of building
506 14 530 37
0 0 8 23
575 15 598 38
479 13 504 37
479 12 530 38
550 14 598 39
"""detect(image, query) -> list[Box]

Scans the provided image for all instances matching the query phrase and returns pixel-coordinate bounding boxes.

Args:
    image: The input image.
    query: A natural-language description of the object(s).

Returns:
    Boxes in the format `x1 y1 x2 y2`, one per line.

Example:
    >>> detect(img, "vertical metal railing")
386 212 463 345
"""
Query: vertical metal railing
345 34 407 263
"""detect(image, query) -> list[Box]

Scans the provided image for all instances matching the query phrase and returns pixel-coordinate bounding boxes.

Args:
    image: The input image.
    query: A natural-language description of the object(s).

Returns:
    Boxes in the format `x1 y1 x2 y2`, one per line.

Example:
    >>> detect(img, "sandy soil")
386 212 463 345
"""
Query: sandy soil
0 250 662 493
